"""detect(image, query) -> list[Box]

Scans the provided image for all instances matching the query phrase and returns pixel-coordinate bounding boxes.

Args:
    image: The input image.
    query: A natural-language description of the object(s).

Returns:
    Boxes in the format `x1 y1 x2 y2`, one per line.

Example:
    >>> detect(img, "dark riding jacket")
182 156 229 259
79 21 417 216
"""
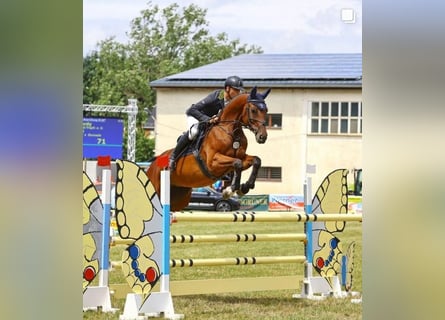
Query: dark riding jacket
186 89 225 122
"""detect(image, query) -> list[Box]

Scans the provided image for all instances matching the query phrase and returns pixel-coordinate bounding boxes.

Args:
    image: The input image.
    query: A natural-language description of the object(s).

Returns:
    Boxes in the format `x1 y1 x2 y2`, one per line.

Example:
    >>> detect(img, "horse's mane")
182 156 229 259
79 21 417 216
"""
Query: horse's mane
220 92 249 121
224 92 248 110
221 87 270 119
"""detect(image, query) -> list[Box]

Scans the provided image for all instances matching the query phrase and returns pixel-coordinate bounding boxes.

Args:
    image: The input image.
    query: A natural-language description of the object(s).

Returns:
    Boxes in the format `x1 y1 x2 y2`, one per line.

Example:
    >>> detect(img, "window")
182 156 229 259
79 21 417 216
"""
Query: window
257 167 282 181
310 101 362 135
265 113 282 128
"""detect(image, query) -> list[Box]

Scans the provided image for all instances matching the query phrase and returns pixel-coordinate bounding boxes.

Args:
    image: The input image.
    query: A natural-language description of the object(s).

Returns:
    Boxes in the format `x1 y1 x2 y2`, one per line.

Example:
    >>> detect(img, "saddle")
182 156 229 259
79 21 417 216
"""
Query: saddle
175 122 220 180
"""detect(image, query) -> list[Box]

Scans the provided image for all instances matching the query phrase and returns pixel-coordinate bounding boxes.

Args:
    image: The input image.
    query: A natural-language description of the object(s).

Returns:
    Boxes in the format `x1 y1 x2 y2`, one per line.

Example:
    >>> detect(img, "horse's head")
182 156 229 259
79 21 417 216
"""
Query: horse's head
245 86 271 144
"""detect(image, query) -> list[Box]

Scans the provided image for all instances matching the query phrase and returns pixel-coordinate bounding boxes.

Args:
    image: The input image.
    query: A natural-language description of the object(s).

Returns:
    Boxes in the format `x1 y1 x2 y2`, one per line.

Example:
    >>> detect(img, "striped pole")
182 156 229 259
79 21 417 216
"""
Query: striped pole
160 169 170 293
99 169 111 287
112 233 306 246
303 177 313 297
173 212 362 223
170 255 306 268
170 233 306 243
341 255 347 287
304 177 313 268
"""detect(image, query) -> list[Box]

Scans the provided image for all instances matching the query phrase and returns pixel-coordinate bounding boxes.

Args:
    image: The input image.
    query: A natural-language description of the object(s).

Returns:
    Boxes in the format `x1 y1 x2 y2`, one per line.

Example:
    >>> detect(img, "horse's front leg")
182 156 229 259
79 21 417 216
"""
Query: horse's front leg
209 153 243 199
238 155 261 196
227 158 243 195
219 158 243 199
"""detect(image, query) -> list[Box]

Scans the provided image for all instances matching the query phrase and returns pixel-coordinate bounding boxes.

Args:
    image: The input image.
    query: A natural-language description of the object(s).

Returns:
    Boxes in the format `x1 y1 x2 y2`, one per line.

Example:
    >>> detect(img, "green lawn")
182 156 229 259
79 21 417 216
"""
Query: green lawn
84 215 362 319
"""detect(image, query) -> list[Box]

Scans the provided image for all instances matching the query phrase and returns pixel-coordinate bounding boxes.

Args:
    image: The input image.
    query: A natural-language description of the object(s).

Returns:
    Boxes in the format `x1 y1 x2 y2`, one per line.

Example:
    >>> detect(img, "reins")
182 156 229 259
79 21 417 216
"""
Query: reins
212 101 266 135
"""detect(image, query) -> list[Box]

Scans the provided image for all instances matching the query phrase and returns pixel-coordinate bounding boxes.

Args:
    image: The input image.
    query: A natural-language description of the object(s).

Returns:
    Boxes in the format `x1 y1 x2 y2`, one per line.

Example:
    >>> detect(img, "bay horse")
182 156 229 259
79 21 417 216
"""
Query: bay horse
147 86 271 211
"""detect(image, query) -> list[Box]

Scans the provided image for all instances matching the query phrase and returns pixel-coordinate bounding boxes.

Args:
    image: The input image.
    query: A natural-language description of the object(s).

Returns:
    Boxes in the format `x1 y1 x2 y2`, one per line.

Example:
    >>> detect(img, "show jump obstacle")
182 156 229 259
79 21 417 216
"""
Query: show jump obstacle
82 160 362 319
82 169 117 313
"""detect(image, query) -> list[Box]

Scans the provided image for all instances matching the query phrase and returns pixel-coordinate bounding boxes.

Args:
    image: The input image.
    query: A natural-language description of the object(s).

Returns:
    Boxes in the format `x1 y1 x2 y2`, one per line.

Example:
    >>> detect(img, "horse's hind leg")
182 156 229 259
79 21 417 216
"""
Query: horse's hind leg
239 156 261 195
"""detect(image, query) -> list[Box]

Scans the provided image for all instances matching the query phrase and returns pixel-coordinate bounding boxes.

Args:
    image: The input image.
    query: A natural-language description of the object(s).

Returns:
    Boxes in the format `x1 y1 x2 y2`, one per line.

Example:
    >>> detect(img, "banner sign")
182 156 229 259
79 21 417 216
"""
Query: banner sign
268 194 304 211
348 195 363 214
238 195 269 211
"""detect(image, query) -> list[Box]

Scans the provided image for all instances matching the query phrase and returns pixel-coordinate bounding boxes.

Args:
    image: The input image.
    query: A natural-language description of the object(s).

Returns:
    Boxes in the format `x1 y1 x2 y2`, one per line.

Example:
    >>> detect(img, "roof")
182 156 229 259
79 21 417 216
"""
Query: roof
150 53 362 89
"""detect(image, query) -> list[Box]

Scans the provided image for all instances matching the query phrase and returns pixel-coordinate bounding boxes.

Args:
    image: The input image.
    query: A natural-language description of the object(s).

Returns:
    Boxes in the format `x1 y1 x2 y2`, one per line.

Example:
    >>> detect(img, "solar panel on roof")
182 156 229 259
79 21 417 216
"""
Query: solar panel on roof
151 53 362 88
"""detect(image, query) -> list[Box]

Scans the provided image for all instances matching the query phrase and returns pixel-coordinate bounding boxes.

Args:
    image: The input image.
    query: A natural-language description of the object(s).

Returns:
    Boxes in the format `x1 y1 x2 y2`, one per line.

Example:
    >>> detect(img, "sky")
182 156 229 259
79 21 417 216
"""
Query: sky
83 0 362 56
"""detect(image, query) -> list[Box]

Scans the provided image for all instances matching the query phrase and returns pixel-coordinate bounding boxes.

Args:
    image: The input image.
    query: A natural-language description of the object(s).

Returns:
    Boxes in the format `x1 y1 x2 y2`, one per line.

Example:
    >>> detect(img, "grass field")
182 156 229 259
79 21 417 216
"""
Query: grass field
84 214 362 319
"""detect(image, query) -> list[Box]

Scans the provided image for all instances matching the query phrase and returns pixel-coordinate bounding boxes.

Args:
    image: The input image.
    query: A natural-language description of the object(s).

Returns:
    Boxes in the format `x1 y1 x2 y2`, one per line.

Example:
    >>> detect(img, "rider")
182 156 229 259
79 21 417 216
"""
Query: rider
168 75 245 170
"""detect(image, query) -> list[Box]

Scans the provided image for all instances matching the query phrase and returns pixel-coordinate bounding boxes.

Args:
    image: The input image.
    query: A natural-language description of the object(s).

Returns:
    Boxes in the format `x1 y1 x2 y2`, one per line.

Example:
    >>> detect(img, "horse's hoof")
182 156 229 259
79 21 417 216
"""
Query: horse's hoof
236 190 245 197
222 187 233 199
240 184 251 195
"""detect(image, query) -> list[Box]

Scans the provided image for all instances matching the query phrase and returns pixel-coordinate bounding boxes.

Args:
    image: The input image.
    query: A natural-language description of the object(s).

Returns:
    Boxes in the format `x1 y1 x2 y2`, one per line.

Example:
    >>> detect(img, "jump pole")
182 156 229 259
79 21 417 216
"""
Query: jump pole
83 169 117 312
113 233 306 246
171 212 362 222
305 177 312 279
100 169 111 287
120 168 183 320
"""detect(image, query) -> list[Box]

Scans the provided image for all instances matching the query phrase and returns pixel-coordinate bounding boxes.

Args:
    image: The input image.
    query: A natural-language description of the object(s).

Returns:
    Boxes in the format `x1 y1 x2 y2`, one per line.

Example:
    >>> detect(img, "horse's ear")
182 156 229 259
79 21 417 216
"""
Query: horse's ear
260 88 271 100
250 86 258 98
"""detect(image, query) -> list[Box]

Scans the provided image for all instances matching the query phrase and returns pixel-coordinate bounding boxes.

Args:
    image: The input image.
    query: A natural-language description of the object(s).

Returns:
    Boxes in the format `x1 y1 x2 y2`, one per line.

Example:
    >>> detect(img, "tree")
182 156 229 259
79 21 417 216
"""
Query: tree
83 39 132 106
83 1 262 161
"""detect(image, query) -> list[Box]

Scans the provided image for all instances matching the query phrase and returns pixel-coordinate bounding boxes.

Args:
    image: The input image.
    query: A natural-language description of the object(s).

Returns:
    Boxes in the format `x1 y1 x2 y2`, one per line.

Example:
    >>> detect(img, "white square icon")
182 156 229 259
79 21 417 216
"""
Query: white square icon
341 8 356 23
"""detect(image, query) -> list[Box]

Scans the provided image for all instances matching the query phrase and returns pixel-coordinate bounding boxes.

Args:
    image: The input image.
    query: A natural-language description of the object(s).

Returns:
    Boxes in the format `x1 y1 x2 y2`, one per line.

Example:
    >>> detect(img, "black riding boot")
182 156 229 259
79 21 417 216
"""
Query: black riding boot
168 133 190 170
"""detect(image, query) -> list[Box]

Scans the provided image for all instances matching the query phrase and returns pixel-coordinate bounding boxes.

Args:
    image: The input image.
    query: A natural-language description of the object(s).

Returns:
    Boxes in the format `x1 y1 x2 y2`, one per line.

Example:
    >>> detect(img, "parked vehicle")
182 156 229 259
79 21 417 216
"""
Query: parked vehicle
184 186 240 212
111 183 240 212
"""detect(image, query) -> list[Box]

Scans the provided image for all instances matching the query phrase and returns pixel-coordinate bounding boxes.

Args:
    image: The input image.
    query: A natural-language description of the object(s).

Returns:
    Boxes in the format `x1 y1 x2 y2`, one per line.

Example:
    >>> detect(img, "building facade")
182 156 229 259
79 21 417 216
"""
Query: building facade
150 53 362 194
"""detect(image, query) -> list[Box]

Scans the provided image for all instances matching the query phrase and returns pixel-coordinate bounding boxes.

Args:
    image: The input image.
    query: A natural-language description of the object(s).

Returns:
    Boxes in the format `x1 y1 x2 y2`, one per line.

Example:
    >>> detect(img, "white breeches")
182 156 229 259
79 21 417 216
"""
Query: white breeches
186 116 199 140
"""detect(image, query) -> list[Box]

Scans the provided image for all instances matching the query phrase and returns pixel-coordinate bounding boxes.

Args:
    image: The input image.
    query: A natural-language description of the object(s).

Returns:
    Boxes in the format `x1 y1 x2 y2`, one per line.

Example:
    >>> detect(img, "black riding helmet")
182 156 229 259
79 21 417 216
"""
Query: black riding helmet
224 75 244 91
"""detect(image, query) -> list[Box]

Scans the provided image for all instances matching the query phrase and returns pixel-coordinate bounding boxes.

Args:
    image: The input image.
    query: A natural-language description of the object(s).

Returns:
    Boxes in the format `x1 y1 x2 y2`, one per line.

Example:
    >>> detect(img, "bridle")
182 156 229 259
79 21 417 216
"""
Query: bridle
245 101 267 134
211 95 268 139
